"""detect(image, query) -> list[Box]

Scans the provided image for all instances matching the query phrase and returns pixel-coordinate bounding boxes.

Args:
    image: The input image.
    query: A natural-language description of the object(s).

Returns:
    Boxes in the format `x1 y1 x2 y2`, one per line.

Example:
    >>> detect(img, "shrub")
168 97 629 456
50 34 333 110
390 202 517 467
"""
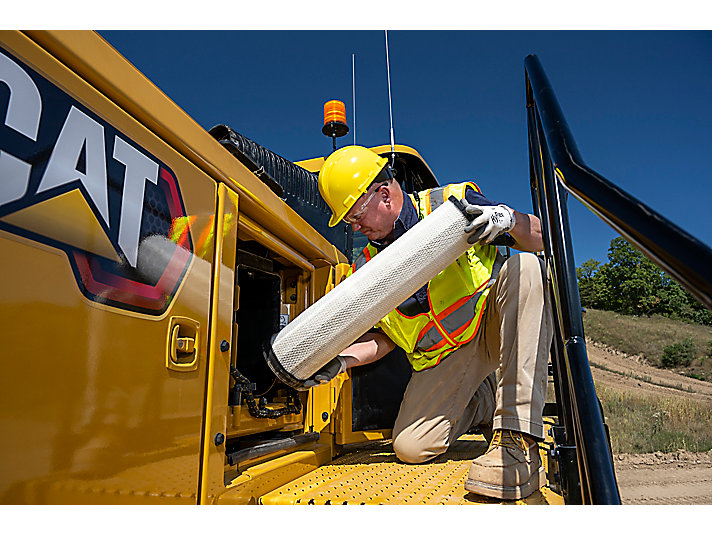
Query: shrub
684 371 706 381
661 338 696 368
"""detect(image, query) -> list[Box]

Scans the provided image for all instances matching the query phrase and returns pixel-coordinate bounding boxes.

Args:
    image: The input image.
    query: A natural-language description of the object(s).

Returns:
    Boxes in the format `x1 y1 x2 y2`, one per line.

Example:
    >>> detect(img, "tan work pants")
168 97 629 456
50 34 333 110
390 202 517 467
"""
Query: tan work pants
391 252 553 464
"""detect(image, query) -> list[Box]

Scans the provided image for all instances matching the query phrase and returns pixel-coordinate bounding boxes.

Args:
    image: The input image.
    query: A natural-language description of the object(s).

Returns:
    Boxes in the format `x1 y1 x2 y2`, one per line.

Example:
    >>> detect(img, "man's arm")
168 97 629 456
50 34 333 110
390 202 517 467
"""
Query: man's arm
302 331 395 387
340 331 395 369
510 211 544 253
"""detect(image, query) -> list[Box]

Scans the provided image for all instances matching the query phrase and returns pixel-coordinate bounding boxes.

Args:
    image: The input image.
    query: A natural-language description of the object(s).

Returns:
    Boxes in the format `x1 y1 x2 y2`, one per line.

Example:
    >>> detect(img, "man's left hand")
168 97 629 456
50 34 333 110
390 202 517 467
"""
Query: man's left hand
463 202 516 244
303 356 347 388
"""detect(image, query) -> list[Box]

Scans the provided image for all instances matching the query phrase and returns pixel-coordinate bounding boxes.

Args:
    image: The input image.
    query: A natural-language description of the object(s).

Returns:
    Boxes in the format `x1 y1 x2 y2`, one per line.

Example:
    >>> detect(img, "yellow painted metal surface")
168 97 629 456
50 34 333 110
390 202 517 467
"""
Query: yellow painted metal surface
22 30 345 268
13 453 202 505
295 144 436 178
238 214 315 272
215 444 332 505
0 30 218 504
199 185 239 504
0 29 345 505
261 437 563 505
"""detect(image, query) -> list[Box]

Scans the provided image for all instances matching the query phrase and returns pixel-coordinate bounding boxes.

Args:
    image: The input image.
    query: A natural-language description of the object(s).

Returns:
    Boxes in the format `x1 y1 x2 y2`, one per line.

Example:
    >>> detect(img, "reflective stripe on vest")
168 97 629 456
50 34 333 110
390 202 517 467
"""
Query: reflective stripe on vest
429 187 445 211
414 253 504 353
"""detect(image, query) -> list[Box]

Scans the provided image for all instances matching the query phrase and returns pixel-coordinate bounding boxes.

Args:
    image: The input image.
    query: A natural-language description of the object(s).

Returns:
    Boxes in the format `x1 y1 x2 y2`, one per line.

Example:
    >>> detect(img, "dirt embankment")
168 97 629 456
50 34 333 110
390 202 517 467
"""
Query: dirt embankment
586 340 712 402
586 341 712 504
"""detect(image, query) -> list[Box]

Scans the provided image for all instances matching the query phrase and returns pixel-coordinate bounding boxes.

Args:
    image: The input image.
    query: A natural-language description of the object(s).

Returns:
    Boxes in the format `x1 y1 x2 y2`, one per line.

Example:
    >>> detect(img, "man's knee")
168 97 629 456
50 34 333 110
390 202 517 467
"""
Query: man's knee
392 423 449 464
510 251 542 272
393 435 441 464
504 252 545 289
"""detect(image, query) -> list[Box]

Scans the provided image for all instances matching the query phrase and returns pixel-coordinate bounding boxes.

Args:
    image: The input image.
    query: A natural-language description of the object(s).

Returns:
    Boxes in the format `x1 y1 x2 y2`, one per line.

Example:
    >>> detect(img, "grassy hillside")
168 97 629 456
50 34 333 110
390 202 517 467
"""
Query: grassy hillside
582 309 712 453
583 308 712 381
597 385 712 453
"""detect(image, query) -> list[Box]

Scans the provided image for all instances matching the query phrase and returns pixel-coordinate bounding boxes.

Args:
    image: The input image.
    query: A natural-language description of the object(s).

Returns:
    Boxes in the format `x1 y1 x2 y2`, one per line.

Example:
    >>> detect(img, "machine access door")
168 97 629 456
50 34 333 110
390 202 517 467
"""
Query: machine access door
0 32 223 504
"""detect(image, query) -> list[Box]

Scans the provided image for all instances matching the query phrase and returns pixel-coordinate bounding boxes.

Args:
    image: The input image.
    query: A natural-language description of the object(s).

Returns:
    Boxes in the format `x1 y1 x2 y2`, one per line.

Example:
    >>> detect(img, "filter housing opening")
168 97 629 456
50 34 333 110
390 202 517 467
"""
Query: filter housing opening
230 245 284 405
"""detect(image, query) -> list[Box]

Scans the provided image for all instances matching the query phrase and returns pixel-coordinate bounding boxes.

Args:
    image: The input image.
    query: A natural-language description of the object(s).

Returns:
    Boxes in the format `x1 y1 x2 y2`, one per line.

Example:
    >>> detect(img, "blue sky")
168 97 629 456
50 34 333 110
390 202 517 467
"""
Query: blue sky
101 29 711 266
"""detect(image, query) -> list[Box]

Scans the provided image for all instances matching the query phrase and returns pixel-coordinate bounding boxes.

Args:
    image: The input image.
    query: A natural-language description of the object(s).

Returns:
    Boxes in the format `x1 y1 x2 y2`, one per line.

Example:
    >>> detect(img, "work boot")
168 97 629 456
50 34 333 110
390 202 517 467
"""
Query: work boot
465 430 546 500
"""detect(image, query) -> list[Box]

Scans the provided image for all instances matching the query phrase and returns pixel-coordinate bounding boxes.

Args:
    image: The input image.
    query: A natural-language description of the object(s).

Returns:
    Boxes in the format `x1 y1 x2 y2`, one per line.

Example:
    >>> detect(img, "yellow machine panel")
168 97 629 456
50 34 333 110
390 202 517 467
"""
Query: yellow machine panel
0 32 223 504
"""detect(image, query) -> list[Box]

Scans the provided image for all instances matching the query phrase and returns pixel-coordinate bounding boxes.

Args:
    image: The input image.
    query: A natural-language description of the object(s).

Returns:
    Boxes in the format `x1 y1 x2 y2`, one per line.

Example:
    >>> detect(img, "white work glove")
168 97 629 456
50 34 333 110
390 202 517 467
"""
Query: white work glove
303 355 347 388
462 201 515 245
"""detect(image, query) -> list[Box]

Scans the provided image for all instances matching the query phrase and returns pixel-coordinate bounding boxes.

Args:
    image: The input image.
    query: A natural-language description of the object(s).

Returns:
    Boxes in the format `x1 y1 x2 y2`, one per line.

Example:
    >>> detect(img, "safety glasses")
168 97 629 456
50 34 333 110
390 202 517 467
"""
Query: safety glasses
343 185 384 225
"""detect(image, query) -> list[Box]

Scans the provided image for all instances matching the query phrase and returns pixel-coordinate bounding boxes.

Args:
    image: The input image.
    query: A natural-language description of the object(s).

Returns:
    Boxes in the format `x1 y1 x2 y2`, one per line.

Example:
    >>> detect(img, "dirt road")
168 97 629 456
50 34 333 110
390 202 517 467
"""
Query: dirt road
613 451 712 504
587 340 712 401
585 342 712 504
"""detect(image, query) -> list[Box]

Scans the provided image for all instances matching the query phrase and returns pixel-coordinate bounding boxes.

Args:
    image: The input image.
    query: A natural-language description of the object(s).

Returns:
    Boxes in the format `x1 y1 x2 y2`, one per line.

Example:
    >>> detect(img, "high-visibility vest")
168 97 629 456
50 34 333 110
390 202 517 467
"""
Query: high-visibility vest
348 182 504 371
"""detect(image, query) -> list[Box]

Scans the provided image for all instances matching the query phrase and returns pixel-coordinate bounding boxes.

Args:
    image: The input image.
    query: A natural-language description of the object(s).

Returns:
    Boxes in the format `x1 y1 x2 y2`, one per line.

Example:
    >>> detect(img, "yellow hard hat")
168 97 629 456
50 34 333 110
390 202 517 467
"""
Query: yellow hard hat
318 145 388 227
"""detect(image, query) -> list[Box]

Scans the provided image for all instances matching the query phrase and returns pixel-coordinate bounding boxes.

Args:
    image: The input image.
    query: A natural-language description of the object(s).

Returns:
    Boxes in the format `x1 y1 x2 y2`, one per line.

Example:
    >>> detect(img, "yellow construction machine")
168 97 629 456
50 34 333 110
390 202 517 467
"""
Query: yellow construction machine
8 30 681 505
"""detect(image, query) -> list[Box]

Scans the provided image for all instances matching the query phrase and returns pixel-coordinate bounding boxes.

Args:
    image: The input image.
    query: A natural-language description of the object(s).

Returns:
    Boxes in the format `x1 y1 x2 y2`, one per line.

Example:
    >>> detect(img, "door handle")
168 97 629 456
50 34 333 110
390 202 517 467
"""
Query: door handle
166 316 200 372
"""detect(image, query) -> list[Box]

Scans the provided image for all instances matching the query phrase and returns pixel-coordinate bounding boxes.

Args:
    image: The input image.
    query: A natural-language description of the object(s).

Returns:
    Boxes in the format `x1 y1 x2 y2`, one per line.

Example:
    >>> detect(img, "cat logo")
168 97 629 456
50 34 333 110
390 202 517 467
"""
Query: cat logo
0 46 192 315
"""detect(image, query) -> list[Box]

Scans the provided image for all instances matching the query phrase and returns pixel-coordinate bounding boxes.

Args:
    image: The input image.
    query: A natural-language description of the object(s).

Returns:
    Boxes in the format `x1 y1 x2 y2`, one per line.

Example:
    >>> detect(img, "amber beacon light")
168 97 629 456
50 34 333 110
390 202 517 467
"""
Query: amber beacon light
322 99 349 151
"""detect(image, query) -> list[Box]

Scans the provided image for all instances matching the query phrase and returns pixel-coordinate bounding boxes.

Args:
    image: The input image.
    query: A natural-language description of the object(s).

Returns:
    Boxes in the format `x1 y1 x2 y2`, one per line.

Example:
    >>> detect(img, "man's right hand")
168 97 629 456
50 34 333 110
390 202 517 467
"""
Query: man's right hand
461 199 515 245
303 356 348 388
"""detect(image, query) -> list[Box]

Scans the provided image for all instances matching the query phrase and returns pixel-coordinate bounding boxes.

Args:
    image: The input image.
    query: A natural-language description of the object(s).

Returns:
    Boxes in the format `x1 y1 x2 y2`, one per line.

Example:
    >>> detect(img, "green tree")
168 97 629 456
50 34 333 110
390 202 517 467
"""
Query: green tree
576 258 601 308
576 237 712 325
603 237 662 315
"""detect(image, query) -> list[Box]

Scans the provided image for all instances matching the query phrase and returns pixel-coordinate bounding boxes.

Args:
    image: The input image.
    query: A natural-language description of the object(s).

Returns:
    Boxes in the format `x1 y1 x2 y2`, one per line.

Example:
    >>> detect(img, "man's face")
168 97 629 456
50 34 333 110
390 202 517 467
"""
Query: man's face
344 183 393 241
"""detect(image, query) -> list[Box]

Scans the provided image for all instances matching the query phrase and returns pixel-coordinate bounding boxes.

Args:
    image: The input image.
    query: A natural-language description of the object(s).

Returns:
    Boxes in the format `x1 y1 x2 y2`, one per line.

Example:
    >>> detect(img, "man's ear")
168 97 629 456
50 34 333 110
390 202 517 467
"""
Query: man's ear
381 183 392 207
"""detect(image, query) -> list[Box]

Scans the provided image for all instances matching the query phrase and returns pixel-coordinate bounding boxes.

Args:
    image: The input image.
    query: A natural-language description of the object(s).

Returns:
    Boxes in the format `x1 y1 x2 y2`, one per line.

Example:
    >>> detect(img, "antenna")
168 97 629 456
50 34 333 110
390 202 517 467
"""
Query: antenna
352 53 356 145
385 30 396 169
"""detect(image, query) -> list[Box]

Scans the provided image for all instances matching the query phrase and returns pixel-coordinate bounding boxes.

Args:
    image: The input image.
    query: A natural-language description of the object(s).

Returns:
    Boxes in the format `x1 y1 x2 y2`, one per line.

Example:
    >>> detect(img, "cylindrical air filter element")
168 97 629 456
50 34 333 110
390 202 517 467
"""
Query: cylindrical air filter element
265 197 473 390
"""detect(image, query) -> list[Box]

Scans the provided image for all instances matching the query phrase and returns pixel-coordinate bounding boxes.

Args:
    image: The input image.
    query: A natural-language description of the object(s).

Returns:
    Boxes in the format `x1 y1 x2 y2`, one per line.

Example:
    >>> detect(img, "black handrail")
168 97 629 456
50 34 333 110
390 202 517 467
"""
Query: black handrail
526 53 712 502
524 56 712 312
525 55 627 504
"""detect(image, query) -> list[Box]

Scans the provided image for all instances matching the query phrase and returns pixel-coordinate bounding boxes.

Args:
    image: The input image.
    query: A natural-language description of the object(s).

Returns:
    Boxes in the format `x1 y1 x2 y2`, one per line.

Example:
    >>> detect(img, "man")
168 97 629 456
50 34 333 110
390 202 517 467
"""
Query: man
310 145 553 500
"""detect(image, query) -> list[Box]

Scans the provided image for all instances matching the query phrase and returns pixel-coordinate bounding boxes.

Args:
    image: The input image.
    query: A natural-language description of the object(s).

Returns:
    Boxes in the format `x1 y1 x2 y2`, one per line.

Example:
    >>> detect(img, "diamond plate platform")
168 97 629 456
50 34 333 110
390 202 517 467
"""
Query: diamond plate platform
260 436 563 505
